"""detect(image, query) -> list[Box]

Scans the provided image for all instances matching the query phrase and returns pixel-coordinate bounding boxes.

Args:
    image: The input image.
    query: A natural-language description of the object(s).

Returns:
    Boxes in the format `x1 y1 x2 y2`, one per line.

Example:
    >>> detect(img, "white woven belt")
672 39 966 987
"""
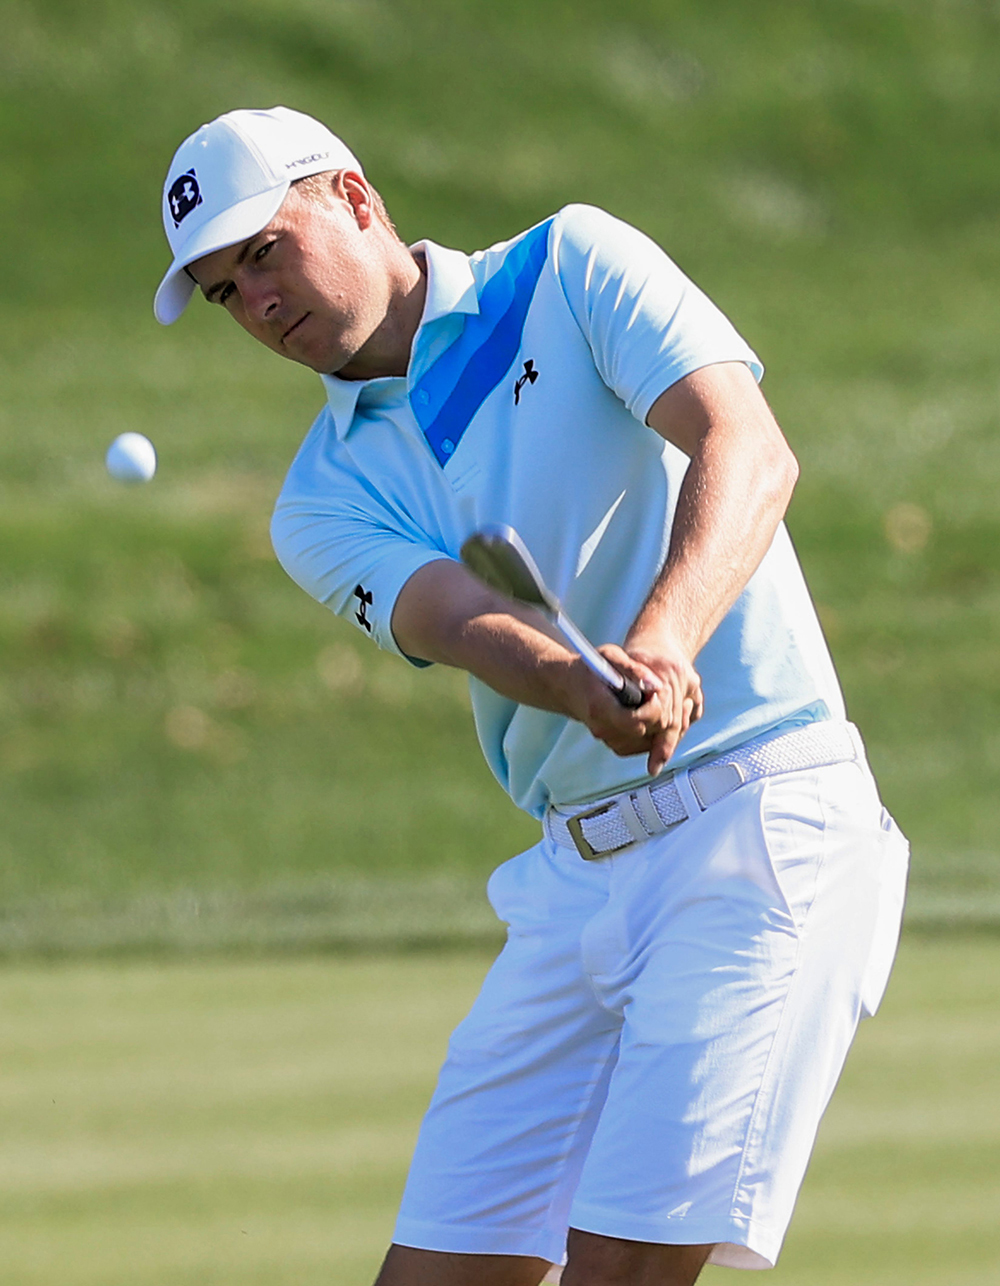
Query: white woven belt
545 721 863 861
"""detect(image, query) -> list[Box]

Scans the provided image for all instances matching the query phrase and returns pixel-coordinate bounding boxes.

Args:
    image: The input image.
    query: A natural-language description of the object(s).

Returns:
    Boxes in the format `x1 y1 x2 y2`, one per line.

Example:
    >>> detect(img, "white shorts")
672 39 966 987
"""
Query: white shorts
393 747 909 1270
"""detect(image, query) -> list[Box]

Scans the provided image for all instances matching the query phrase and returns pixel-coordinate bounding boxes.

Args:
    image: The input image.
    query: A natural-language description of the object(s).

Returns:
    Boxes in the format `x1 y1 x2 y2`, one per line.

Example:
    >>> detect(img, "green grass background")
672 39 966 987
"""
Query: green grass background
3 0 1000 943
1 939 998 1284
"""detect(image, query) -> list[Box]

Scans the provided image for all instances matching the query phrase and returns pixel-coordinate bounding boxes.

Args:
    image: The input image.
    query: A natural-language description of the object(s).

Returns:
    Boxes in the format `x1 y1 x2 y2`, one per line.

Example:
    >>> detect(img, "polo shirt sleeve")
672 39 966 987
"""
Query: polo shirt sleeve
550 204 763 425
270 414 450 664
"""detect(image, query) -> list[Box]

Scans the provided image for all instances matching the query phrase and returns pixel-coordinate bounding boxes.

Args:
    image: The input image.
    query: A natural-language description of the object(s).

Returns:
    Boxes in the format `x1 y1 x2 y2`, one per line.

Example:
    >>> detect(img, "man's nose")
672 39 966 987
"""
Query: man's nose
242 278 281 324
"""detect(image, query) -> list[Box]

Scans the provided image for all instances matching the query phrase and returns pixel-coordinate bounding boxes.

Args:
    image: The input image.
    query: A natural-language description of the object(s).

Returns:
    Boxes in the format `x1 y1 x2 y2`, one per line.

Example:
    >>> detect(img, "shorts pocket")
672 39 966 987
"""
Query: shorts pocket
758 771 828 935
859 809 910 1018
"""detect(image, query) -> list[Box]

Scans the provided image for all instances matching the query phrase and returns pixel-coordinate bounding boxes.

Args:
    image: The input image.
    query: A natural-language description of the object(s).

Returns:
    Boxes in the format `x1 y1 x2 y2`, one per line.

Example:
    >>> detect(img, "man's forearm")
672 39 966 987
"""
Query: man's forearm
392 559 581 714
632 364 799 659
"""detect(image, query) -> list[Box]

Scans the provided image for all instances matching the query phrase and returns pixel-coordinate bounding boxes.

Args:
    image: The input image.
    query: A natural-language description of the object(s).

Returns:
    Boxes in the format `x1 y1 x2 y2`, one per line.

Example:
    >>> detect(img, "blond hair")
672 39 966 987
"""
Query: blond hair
291 171 398 237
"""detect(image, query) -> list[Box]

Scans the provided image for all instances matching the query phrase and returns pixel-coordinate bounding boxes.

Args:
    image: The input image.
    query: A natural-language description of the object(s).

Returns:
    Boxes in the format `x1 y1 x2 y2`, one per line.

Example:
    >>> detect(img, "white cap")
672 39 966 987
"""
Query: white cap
154 106 363 325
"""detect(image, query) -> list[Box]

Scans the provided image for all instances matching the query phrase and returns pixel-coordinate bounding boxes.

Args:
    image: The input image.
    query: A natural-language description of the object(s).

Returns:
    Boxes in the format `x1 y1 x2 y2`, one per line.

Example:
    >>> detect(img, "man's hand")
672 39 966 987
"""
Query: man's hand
563 640 702 777
621 633 703 774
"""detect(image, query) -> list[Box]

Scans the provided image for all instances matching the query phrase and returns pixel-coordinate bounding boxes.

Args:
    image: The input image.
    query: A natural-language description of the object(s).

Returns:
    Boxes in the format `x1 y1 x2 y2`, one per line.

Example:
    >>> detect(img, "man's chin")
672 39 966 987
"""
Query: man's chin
288 345 349 376
288 335 388 381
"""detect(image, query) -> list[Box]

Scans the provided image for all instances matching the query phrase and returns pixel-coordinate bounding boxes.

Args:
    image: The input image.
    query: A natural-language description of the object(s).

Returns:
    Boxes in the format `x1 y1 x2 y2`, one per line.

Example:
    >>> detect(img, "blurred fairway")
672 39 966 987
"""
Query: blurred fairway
3 0 1000 949
0 937 997 1286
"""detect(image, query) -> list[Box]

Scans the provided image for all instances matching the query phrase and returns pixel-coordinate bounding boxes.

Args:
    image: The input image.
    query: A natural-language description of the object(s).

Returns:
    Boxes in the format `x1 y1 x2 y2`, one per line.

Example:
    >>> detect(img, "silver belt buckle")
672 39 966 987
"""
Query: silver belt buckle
565 799 634 861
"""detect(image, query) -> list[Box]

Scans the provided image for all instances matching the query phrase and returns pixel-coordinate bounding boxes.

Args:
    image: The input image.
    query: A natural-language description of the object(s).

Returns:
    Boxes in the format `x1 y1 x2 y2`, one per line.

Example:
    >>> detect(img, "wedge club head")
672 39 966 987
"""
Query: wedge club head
460 525 643 708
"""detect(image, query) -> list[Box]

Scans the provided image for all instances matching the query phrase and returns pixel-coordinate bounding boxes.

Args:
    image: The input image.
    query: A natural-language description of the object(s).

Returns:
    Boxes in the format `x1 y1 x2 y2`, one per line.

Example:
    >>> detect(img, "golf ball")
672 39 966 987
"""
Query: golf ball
106 432 157 483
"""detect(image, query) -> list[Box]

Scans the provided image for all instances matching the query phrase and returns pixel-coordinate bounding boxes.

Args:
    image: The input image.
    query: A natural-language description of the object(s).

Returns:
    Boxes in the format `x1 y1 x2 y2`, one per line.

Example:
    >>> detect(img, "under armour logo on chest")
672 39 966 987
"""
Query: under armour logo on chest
513 360 539 405
354 584 373 632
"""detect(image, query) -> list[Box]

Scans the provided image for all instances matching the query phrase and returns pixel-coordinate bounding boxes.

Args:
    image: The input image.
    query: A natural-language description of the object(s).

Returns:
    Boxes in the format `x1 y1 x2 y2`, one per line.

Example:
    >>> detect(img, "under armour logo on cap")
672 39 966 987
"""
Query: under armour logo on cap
168 169 203 227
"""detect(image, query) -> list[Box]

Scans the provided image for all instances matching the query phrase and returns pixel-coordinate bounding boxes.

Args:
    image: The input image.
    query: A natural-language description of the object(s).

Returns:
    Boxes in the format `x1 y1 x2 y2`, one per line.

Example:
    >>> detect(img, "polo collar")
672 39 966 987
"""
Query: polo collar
412 238 479 326
320 240 478 440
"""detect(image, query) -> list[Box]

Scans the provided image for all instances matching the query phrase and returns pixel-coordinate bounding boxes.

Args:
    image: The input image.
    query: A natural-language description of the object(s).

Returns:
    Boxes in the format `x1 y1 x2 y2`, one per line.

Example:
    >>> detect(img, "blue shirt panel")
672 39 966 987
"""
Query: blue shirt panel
410 219 552 466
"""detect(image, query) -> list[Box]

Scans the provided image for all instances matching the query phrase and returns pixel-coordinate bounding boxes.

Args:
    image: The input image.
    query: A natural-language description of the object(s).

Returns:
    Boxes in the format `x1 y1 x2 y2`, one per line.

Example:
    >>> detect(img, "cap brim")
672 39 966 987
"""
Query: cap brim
153 184 288 325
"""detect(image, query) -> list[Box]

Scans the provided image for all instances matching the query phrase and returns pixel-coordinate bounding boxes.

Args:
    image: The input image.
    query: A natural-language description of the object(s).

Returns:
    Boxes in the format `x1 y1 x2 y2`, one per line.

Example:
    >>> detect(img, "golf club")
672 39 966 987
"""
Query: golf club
460 524 644 708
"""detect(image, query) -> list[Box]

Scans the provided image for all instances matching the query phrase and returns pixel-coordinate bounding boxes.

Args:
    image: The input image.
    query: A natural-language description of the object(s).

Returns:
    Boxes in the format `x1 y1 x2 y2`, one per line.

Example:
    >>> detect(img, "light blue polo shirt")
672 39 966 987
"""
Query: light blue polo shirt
271 205 845 818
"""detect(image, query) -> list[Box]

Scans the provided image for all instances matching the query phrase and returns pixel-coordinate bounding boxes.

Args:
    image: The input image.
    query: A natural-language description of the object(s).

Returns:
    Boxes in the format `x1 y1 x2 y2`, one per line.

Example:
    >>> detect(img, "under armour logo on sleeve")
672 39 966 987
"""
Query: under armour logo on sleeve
353 584 373 632
513 360 538 405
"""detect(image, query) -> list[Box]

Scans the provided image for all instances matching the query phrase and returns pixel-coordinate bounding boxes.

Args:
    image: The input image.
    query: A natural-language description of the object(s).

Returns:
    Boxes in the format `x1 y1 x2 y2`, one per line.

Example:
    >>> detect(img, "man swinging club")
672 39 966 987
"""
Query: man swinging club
154 106 909 1286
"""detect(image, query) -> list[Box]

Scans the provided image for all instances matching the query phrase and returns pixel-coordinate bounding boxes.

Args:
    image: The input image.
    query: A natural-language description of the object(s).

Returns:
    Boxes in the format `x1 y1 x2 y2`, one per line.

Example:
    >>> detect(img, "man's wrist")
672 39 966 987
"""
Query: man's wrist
625 617 698 665
546 653 592 722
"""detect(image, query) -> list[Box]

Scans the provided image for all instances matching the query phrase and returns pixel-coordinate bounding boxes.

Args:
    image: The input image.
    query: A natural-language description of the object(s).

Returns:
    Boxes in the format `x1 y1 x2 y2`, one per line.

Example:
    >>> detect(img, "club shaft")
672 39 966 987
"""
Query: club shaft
555 610 627 691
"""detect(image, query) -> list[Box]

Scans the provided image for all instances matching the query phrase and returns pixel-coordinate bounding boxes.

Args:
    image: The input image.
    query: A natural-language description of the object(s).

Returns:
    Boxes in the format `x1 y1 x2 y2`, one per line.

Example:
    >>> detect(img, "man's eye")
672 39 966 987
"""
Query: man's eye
219 283 235 305
254 241 274 262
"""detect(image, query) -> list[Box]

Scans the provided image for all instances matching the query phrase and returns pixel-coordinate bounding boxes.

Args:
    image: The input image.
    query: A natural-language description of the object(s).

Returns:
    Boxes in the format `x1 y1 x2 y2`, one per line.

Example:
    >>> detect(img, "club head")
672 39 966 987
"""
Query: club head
460 525 558 613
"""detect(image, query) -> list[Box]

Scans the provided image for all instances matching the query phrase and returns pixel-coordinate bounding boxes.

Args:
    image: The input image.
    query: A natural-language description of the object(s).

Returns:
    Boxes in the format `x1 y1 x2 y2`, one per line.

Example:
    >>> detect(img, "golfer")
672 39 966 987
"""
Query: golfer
154 107 909 1286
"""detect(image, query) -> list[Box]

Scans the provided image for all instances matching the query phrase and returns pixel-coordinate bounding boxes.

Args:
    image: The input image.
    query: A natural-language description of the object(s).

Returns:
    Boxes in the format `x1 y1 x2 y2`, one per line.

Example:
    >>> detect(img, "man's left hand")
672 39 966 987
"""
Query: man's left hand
622 631 704 775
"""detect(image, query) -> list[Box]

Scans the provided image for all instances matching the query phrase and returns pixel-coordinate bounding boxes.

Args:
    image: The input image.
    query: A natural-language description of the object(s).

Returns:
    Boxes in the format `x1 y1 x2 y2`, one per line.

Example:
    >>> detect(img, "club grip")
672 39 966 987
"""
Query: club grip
615 675 645 709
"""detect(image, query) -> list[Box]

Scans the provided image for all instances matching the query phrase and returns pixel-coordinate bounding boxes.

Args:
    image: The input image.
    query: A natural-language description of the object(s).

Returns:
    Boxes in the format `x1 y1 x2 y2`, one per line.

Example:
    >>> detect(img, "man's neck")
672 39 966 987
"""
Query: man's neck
336 248 428 382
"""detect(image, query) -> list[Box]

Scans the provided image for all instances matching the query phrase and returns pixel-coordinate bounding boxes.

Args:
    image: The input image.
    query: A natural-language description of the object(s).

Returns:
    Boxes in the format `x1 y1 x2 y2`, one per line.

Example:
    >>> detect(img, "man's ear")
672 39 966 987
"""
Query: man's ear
341 172 375 229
